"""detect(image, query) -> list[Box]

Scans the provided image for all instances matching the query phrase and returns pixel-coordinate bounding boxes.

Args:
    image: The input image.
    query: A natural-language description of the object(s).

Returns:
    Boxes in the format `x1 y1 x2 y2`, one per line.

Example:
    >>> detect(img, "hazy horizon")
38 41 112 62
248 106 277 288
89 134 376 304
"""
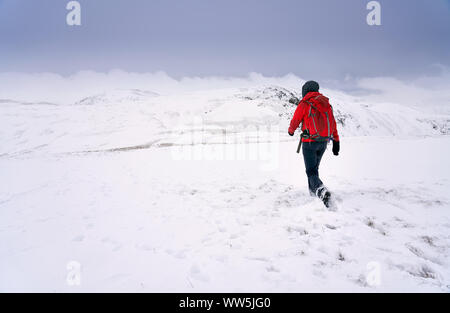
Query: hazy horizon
1 0 449 81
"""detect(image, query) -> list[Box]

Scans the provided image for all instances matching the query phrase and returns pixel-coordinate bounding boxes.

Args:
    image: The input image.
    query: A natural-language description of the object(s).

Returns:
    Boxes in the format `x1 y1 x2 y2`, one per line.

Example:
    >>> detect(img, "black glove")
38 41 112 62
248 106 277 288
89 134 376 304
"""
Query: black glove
332 141 340 156
288 131 294 137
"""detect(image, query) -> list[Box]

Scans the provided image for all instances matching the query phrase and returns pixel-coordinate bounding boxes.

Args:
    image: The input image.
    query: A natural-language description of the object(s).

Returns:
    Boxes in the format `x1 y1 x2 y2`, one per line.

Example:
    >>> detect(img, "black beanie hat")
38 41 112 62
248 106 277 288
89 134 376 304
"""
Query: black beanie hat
302 81 320 98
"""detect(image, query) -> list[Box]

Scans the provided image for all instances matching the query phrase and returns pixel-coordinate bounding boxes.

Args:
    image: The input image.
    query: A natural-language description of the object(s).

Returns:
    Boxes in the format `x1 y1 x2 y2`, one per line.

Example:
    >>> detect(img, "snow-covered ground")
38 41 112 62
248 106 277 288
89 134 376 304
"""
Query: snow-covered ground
0 74 449 292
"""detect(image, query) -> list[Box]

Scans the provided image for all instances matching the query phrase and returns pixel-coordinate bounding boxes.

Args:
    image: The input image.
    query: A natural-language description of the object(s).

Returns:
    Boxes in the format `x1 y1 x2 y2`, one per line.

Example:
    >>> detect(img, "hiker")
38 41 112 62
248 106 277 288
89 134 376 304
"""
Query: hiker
288 81 340 208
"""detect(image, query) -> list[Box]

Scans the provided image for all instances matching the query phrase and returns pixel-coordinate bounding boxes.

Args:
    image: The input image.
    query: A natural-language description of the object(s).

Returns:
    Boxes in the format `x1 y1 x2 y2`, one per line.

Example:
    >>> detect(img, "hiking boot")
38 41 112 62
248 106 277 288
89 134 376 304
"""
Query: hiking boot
316 186 333 209
322 190 332 208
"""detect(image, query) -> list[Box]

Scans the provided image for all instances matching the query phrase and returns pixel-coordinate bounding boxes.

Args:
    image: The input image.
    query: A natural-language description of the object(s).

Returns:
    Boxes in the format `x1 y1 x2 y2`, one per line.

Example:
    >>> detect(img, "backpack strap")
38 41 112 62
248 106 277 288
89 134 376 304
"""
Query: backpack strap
325 111 331 138
305 100 316 117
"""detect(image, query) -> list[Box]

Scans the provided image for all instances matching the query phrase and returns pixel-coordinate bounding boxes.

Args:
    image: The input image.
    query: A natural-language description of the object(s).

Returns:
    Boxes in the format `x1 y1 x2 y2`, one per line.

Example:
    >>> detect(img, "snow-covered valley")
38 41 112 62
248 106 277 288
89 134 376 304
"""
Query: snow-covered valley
1 74 449 292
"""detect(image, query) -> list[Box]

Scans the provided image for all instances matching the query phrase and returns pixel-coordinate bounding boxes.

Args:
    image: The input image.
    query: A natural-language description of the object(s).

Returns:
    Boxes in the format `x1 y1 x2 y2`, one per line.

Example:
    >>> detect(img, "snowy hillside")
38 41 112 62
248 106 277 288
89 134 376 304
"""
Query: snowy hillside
0 73 449 292
1 82 449 157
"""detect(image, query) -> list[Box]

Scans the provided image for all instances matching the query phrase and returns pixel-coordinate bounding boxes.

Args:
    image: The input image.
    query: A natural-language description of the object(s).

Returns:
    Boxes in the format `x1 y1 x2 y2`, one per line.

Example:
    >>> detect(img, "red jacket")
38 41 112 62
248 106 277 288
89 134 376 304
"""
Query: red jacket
288 92 340 142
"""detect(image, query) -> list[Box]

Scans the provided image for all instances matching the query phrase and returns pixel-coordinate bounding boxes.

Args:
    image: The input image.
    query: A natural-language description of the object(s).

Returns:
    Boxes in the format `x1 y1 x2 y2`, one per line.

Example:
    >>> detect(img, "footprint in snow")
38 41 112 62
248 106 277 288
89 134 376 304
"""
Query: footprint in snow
420 235 437 247
266 265 280 273
136 243 156 253
72 235 84 242
364 217 388 236
101 237 122 252
189 264 210 283
286 225 309 236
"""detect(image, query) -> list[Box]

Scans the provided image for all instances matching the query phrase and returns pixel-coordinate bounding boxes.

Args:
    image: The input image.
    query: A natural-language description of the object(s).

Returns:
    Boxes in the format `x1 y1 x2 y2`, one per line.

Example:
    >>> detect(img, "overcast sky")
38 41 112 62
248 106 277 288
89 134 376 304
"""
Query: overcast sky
0 0 449 80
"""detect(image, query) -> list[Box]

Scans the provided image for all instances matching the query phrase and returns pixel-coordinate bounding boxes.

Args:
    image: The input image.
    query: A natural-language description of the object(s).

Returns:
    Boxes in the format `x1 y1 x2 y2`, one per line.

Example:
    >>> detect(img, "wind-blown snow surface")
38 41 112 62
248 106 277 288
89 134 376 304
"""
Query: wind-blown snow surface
1 73 449 292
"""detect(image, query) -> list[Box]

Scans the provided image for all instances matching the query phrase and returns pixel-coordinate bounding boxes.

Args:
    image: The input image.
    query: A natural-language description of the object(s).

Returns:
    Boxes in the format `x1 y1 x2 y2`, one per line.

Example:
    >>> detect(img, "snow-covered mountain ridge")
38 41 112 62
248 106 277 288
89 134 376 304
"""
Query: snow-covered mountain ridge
0 83 449 157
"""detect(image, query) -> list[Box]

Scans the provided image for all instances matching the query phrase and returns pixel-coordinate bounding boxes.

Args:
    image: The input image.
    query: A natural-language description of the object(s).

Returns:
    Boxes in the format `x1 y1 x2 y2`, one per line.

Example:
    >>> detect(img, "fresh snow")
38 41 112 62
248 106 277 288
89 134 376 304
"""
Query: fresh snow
0 74 449 292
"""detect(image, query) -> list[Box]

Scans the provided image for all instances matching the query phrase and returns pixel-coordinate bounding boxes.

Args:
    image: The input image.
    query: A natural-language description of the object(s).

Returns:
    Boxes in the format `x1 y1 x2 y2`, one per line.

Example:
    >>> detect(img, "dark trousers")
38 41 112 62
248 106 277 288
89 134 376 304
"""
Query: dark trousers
302 141 327 196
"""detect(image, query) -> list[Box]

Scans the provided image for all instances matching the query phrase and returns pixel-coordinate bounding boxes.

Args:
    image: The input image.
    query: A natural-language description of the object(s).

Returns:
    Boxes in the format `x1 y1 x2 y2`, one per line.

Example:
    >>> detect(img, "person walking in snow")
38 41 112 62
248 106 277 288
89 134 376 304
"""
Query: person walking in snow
288 81 340 208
